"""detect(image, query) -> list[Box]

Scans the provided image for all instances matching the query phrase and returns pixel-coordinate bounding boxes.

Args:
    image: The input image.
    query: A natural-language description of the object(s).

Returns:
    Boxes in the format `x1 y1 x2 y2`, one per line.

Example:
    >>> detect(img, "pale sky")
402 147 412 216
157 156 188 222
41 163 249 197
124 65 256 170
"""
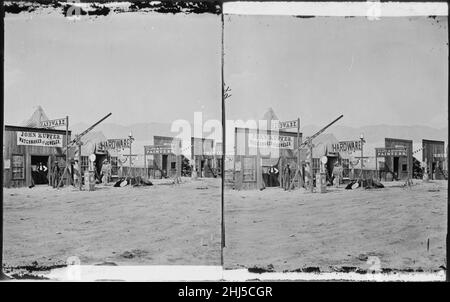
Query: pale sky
224 15 448 129
4 11 221 126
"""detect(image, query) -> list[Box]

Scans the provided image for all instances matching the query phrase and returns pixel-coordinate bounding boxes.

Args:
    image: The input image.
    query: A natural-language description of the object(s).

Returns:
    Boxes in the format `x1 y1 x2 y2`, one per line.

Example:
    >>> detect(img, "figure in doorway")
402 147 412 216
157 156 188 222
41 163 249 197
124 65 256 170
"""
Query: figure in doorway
51 162 60 188
283 164 291 191
332 162 343 188
101 159 110 184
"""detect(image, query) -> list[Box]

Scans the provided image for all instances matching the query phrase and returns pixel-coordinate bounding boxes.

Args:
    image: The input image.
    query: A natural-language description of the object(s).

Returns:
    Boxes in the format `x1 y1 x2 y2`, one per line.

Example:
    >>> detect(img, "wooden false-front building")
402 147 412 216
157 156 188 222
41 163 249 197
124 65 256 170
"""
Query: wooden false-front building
383 137 413 181
232 127 302 190
422 139 446 180
3 125 71 188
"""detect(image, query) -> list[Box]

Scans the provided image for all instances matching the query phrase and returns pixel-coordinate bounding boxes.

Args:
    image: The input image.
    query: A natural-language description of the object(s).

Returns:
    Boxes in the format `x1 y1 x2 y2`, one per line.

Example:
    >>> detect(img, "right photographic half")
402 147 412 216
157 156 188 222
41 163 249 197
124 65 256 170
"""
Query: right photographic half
222 3 448 276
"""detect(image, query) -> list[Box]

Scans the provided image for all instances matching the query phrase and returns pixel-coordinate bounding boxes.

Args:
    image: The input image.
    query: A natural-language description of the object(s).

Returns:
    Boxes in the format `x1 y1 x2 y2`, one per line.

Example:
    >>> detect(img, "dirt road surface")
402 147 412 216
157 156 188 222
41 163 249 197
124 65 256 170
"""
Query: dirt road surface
223 180 447 272
3 177 221 272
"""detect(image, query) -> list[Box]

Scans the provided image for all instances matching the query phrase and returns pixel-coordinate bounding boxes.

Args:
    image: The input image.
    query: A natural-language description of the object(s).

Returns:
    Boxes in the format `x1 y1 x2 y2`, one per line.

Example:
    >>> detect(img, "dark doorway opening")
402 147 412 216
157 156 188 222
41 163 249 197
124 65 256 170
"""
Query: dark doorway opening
162 155 168 177
393 157 399 180
31 155 49 185
263 165 280 187
94 154 107 181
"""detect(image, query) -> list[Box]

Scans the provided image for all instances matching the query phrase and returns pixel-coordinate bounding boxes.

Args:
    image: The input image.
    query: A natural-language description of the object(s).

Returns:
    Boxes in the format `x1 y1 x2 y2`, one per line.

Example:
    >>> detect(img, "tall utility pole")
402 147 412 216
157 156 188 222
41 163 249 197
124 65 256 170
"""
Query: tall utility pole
220 9 226 265
360 133 365 179
297 117 301 188
65 116 69 185
128 132 134 178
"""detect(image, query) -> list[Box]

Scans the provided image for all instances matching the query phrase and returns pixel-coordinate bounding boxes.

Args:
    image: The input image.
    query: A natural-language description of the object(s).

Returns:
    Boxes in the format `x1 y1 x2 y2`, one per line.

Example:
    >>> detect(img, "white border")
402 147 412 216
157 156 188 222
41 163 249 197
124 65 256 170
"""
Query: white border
8 266 445 282
223 1 448 16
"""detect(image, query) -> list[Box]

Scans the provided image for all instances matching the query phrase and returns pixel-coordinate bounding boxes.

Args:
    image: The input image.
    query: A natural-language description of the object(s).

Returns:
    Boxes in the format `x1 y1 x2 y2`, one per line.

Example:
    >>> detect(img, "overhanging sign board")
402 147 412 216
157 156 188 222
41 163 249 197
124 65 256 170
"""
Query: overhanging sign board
249 133 294 149
271 120 298 130
145 145 173 155
332 140 362 153
40 118 67 128
433 153 446 159
97 138 132 151
17 131 63 147
376 147 407 157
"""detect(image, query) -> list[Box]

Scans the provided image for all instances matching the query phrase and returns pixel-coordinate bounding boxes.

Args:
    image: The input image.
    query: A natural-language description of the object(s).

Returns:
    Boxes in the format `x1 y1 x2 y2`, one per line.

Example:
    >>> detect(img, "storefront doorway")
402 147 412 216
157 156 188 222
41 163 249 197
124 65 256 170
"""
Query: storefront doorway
31 155 49 185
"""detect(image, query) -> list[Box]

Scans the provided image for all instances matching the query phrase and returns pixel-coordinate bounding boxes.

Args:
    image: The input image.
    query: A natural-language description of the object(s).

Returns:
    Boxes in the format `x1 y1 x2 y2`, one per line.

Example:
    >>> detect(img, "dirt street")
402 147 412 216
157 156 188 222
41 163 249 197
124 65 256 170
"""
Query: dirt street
3 177 221 272
224 180 447 272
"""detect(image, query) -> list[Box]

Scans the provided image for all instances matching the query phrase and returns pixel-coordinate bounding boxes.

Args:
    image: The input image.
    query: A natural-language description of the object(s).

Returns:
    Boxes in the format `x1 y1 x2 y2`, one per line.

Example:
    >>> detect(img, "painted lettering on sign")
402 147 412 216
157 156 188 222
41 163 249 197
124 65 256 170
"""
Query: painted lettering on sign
433 153 446 158
375 147 407 157
249 133 294 149
271 120 298 130
144 145 173 155
97 138 132 151
40 118 67 128
17 131 63 147
332 141 362 153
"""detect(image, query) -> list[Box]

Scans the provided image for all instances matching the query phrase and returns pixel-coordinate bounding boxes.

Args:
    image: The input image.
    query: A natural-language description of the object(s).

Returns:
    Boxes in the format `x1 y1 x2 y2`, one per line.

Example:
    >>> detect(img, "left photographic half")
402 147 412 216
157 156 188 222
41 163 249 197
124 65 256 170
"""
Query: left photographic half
2 1 222 280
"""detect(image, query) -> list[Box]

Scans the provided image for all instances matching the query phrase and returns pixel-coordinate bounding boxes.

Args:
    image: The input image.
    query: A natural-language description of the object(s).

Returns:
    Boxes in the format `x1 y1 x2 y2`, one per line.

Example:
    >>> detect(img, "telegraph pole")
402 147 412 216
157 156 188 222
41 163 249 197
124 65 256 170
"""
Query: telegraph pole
128 132 134 178
360 133 365 180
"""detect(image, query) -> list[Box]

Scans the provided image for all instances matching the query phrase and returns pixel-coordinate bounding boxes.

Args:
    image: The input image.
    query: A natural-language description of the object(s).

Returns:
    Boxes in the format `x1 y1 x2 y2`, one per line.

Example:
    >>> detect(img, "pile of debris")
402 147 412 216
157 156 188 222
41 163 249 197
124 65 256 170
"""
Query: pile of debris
113 176 153 188
345 179 384 190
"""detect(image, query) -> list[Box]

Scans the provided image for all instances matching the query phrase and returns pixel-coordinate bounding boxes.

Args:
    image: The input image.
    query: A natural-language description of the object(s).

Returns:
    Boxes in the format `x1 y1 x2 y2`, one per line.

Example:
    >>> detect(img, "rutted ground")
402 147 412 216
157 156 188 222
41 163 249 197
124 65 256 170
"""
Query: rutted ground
3 177 221 275
224 180 447 273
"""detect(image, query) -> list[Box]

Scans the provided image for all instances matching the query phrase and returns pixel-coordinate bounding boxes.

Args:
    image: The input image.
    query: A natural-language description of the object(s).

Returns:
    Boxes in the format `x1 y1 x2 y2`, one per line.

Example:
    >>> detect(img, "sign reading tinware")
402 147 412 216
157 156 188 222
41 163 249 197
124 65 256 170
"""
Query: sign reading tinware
376 147 407 157
249 133 294 149
332 140 363 153
40 118 67 128
17 131 63 147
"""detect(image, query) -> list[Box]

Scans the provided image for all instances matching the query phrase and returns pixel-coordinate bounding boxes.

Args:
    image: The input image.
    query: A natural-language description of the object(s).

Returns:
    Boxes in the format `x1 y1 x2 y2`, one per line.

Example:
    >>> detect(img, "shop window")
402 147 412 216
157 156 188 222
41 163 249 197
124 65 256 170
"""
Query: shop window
12 154 25 180
110 156 119 176
243 156 256 182
81 156 89 174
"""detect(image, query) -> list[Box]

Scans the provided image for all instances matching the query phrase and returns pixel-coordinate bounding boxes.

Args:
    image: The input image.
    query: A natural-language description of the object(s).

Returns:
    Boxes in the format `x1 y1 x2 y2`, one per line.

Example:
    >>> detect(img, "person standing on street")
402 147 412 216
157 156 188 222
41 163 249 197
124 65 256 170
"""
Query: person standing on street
52 162 60 188
283 163 291 191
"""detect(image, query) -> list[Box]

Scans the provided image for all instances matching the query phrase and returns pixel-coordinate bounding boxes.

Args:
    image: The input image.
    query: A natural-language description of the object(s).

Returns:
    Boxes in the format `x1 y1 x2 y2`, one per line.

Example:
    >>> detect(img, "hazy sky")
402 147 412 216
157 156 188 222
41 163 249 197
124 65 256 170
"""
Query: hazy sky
5 11 221 126
224 15 448 128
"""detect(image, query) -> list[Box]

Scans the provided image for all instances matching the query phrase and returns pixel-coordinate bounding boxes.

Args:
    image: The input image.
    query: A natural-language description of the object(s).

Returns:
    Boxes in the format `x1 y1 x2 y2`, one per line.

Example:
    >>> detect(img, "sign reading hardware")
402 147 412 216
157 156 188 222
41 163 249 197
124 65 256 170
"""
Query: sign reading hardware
17 131 63 147
332 140 363 153
97 138 132 151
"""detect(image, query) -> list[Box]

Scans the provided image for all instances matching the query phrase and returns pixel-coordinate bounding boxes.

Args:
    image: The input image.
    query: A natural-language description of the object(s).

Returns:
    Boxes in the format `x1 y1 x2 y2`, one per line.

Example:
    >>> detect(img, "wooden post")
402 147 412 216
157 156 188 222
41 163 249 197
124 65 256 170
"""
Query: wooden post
375 151 378 181
78 143 82 191
65 116 69 185
310 142 314 193
144 147 147 178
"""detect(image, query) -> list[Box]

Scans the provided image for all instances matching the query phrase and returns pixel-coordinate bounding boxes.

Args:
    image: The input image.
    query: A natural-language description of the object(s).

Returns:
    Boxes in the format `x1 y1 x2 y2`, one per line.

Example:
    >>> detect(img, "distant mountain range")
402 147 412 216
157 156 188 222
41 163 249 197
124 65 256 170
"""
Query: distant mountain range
70 122 448 144
71 122 175 142
301 124 448 144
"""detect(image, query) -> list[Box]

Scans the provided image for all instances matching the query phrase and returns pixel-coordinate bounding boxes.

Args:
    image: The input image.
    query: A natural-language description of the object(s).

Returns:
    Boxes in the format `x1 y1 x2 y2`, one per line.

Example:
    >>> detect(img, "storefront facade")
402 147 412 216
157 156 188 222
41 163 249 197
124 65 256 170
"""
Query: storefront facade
233 127 301 190
383 138 413 181
422 139 446 180
3 125 71 188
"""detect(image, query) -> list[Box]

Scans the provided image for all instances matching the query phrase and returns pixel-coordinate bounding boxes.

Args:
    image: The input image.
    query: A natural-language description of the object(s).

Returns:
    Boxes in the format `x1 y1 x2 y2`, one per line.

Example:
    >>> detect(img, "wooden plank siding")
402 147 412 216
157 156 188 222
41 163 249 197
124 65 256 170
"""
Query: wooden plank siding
3 125 71 188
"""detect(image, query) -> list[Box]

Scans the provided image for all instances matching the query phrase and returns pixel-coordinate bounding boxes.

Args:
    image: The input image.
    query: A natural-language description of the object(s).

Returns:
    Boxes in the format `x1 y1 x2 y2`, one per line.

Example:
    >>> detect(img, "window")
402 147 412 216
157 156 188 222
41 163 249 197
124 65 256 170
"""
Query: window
402 164 407 172
81 156 89 174
110 156 118 176
242 156 256 182
12 154 25 180
171 162 176 170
